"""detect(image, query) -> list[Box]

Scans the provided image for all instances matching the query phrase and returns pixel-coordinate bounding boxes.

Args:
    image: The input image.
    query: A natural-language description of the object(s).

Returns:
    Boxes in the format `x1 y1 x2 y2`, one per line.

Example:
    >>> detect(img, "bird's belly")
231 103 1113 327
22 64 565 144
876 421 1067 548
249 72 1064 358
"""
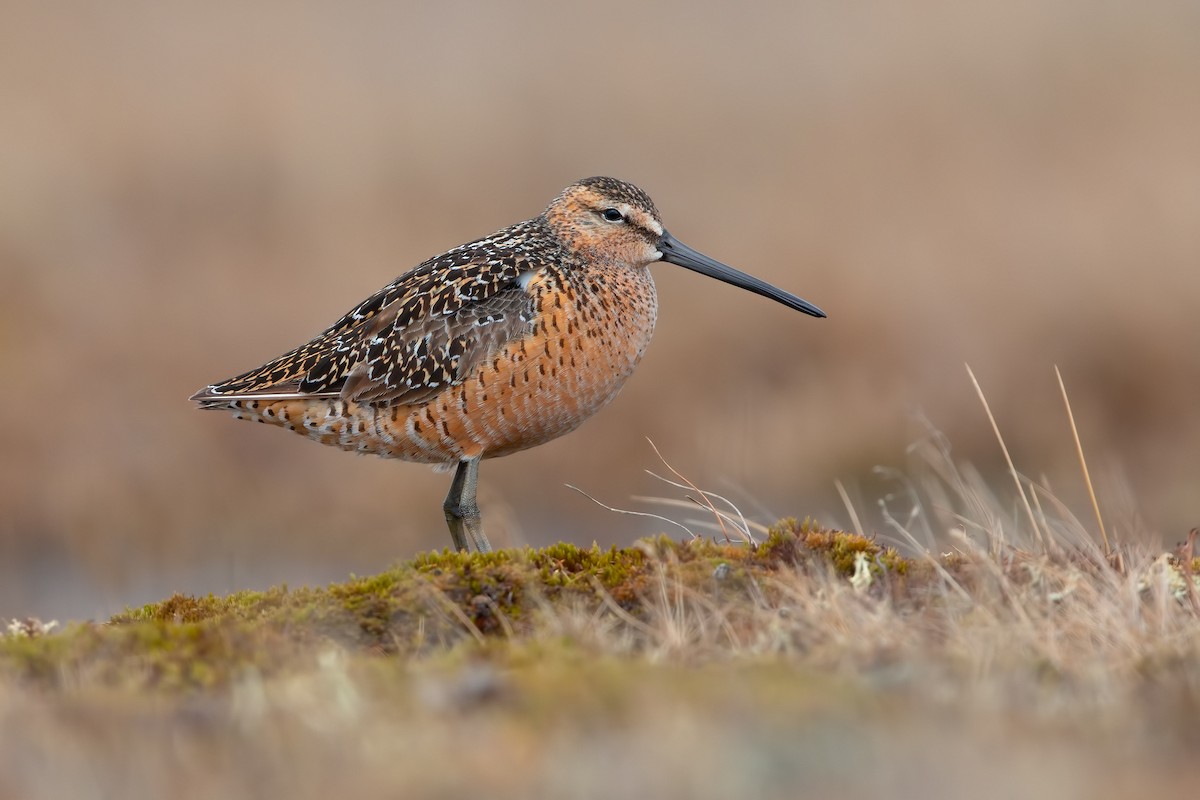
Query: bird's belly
467 324 653 458
421 283 657 459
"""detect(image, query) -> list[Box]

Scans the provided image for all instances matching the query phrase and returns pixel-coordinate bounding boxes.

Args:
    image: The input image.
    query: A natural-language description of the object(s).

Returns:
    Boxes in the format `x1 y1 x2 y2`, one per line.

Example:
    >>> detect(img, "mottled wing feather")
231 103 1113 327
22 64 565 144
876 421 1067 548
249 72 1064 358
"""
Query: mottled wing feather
194 219 550 406
336 287 536 406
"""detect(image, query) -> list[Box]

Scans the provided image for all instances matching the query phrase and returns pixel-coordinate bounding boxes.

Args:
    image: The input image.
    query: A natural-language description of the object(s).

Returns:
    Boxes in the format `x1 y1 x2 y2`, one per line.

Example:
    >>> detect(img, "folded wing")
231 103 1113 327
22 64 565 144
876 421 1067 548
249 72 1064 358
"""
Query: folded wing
191 220 549 408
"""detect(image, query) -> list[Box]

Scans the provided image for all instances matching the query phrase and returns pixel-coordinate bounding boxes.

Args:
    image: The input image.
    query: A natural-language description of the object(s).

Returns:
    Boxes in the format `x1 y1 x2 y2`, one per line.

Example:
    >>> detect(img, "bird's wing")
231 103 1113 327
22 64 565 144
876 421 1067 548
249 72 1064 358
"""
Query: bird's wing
192 220 550 407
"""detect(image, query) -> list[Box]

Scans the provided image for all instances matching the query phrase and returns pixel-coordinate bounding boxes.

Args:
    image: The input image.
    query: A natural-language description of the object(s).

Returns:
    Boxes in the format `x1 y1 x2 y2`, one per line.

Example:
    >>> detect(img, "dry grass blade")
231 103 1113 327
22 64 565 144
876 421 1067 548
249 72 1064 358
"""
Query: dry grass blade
586 575 656 637
474 595 515 639
645 438 733 543
835 479 866 539
637 467 755 543
1055 365 1110 553
565 484 697 540
879 502 977 607
966 364 1046 551
420 583 486 644
632 495 761 544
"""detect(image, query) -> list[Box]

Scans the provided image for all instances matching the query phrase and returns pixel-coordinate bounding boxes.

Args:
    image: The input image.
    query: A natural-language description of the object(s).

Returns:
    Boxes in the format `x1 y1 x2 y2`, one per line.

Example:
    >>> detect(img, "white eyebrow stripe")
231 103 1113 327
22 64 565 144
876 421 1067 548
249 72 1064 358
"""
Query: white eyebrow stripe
620 203 663 236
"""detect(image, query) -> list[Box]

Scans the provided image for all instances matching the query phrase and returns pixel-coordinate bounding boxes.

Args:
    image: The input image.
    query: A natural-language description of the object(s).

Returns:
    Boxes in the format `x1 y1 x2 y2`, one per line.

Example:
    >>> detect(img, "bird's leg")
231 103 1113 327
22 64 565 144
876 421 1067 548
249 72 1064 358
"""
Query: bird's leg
443 456 491 553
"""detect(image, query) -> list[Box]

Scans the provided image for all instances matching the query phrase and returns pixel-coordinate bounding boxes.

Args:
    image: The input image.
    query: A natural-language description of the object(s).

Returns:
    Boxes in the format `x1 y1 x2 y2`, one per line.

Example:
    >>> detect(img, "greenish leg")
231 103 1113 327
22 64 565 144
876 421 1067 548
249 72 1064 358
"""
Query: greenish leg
443 456 491 553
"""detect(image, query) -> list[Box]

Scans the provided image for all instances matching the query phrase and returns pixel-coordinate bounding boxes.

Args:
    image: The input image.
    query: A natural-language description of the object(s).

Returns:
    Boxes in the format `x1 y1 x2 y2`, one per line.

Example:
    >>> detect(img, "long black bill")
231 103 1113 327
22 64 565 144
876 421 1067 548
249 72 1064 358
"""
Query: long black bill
657 230 826 318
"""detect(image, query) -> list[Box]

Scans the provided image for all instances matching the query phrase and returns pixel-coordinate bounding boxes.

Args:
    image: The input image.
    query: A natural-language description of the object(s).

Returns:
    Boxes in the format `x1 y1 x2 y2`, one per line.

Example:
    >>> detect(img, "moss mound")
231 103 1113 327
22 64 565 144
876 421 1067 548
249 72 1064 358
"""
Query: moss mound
0 521 913 690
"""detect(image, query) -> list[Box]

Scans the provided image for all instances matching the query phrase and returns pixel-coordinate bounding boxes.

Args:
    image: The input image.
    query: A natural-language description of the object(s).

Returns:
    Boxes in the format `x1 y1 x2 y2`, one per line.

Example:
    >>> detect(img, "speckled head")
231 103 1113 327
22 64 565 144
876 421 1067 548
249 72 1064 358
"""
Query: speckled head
571 176 661 220
544 177 827 319
543 177 665 266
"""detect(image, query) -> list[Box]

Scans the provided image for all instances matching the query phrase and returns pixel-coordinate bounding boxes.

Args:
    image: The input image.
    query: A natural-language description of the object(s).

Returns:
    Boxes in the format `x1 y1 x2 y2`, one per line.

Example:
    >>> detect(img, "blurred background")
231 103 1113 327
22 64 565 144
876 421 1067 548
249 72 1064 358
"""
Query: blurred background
1 0 1197 620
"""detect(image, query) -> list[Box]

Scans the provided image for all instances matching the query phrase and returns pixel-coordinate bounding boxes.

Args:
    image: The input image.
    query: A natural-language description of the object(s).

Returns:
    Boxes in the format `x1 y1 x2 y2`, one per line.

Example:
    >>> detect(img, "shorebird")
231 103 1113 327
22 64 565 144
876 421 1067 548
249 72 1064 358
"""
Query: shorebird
192 177 825 553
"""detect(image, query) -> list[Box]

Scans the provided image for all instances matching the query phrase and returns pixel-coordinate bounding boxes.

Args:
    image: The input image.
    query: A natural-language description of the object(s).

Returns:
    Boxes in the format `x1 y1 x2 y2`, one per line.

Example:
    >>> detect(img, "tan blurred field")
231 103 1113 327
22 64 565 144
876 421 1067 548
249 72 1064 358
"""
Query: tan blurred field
1 0 1198 626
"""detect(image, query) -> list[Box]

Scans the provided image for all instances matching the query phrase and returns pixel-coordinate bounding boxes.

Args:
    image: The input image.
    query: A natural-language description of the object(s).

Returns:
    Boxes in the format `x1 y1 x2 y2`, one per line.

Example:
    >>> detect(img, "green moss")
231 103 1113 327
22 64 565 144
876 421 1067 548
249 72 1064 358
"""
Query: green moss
1 519 921 691
759 517 910 577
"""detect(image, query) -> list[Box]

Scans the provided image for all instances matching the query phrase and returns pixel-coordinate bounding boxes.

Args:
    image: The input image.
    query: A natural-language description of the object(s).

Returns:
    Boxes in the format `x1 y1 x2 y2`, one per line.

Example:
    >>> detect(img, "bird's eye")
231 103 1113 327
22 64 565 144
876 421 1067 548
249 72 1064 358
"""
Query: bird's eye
601 208 625 223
